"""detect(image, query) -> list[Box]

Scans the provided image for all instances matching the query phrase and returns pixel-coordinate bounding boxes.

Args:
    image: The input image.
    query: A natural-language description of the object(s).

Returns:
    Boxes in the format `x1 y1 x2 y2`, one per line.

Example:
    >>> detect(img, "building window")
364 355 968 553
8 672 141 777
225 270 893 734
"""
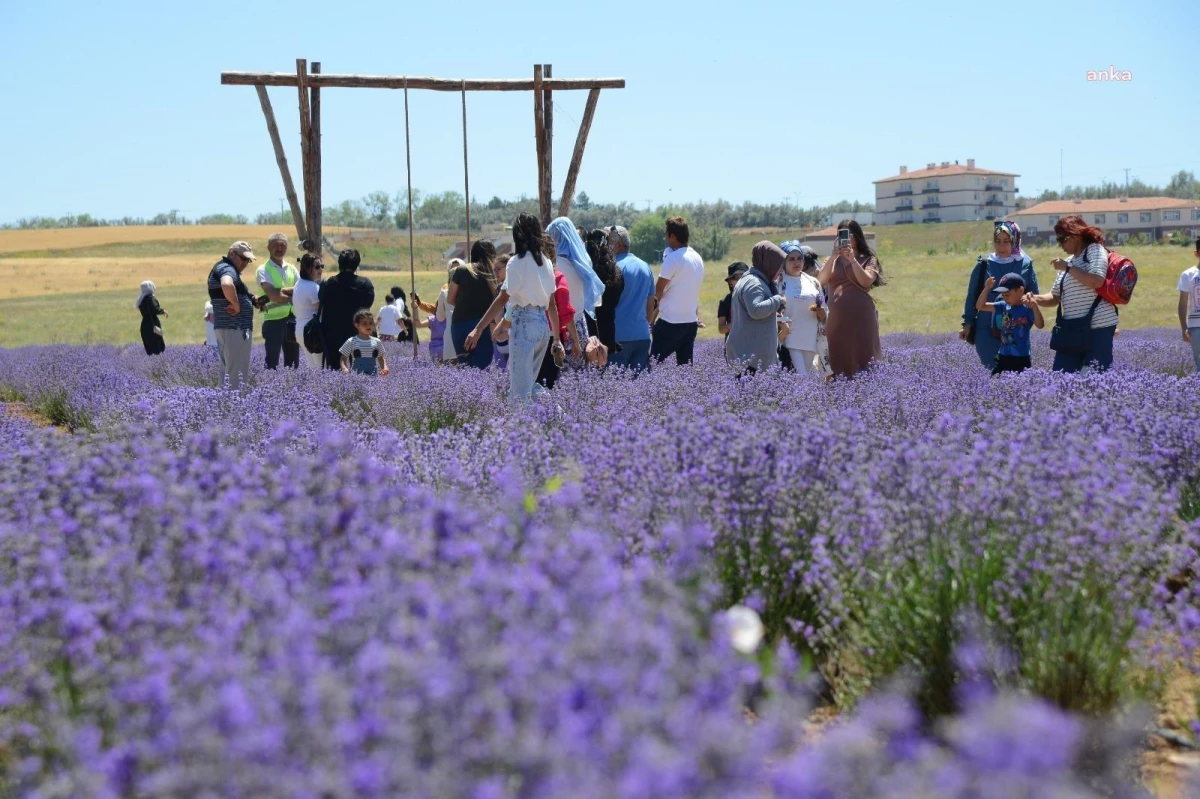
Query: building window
1140 212 1152 223
1165 210 1181 221
1026 227 1038 236
974 177 980 186
1117 232 1129 243
1049 216 1059 226
1117 213 1128 223
1000 178 1007 186
974 193 979 200
1094 214 1105 224
1193 209 1200 221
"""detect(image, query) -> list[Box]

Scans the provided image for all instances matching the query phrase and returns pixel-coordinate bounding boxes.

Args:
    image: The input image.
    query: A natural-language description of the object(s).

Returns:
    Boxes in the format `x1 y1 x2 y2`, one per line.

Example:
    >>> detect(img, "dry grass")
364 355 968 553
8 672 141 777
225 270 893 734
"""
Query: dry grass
0 225 301 254
0 255 217 299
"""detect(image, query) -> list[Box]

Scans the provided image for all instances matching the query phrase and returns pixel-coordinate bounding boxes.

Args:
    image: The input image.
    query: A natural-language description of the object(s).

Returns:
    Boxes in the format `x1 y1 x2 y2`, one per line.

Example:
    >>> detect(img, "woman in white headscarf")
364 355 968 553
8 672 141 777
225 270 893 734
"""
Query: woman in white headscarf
546 217 605 367
135 280 167 355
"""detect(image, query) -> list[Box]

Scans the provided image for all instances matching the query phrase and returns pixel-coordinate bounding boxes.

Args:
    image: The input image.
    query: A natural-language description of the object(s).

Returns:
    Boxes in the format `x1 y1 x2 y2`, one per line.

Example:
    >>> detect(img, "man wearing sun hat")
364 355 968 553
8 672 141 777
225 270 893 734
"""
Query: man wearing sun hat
717 261 749 339
206 241 258 389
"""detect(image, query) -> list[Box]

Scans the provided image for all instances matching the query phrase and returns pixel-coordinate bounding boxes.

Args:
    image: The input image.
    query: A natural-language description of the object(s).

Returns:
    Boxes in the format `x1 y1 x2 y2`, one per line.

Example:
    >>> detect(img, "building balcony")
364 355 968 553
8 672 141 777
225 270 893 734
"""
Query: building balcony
893 189 913 196
894 219 914 224
922 217 942 224
985 198 1005 206
920 201 941 209
985 183 1004 191
985 214 997 221
921 186 940 194
895 202 914 211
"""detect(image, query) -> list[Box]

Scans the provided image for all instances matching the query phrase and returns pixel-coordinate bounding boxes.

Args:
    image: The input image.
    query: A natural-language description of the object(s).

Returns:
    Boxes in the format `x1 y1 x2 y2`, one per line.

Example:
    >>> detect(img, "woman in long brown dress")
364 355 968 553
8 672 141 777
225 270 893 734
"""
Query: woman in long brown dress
818 219 883 378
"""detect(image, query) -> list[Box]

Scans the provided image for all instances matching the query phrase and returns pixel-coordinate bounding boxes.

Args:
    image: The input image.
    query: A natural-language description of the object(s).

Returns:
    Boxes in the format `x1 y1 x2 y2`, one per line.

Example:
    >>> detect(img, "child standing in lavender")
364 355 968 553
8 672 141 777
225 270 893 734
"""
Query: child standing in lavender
976 272 1043 375
340 309 389 376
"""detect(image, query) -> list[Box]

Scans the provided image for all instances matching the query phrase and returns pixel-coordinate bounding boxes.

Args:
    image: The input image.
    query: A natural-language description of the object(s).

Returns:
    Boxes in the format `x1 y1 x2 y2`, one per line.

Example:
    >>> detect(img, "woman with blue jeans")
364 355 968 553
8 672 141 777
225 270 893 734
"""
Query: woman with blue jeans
464 214 563 403
1030 214 1119 373
959 221 1039 367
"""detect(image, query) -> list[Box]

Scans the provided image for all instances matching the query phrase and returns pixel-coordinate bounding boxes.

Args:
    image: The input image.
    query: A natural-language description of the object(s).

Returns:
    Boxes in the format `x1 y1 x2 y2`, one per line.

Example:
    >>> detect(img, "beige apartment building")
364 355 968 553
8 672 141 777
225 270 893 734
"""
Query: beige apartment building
1008 197 1200 243
874 159 1019 225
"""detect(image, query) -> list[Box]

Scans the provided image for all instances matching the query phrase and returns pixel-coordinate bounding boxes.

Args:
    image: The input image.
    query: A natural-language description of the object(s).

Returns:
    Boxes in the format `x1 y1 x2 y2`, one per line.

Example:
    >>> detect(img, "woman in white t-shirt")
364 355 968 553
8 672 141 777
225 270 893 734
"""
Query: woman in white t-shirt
778 242 827 374
464 214 563 403
293 253 324 368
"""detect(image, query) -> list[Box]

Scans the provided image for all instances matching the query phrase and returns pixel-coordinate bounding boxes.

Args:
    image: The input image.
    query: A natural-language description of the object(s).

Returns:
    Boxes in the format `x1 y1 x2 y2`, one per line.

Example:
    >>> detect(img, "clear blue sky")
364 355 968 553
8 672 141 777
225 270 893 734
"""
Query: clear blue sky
1 0 1197 224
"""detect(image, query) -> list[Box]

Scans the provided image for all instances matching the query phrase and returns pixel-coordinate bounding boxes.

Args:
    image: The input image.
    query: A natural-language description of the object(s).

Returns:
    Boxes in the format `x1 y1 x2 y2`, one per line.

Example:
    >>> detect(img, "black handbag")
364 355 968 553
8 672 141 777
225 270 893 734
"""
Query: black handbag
1049 272 1102 354
303 304 324 354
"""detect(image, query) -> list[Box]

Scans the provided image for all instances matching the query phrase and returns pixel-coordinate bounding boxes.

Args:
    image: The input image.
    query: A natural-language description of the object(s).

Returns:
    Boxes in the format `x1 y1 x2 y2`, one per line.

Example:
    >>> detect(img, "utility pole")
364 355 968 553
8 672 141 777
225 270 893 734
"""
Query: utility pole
1059 149 1063 195
1123 168 1130 194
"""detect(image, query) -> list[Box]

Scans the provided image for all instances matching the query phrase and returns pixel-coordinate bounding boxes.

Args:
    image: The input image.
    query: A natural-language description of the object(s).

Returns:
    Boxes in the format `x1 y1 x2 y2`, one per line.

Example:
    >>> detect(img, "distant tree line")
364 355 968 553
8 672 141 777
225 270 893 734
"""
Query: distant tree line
9 169 1196 232
1030 169 1200 203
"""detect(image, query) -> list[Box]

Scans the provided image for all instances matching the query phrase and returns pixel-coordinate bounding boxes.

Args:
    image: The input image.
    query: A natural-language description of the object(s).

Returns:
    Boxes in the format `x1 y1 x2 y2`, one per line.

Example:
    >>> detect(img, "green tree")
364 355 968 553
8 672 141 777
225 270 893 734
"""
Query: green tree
629 213 668 265
575 191 592 211
362 191 393 228
693 226 731 261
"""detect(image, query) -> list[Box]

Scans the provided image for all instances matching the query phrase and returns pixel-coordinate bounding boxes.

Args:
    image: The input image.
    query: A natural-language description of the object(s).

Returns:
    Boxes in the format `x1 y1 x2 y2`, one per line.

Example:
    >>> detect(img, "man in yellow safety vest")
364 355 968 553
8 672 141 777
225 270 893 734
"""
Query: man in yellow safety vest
257 232 300 369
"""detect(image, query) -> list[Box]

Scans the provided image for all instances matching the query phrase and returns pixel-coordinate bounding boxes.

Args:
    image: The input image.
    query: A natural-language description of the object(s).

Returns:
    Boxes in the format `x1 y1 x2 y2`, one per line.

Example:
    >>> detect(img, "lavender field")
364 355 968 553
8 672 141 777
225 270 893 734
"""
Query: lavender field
2 331 1200 797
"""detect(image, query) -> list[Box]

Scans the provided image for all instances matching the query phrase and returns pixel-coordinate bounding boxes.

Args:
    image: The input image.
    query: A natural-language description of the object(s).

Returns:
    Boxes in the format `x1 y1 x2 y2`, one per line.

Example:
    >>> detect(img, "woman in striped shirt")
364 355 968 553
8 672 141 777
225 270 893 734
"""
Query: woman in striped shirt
1030 214 1118 373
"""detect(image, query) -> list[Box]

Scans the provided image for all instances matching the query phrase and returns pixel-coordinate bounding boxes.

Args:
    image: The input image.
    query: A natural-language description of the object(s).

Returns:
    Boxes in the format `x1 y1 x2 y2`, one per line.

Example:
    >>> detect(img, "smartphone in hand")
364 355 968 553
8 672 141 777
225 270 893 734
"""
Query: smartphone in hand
836 229 850 250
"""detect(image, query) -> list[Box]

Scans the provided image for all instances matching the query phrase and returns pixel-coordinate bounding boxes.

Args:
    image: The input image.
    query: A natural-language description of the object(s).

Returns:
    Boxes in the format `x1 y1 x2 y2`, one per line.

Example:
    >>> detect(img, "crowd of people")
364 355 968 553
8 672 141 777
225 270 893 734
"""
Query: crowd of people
130 213 1198 396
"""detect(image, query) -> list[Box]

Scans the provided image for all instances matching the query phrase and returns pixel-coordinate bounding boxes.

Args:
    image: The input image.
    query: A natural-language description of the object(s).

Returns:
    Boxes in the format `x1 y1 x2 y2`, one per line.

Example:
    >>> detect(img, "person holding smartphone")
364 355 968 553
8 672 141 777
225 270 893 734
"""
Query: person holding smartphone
818 220 883 378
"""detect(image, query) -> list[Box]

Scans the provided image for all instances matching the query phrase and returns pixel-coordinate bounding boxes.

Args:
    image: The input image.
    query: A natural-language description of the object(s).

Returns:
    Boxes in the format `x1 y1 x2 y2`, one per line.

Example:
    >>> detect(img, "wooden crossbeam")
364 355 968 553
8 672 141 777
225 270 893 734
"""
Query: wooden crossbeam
221 72 625 92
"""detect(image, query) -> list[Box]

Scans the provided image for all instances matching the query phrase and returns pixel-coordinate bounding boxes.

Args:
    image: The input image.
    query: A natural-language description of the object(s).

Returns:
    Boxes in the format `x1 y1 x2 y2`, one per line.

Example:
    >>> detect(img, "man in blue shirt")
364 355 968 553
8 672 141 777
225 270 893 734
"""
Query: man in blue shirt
606 225 655 372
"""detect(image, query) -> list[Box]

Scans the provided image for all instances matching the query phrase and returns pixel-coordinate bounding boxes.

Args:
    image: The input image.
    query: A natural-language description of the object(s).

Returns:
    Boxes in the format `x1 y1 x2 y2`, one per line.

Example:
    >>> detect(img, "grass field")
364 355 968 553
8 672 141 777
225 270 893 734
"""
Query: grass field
0 222 1194 347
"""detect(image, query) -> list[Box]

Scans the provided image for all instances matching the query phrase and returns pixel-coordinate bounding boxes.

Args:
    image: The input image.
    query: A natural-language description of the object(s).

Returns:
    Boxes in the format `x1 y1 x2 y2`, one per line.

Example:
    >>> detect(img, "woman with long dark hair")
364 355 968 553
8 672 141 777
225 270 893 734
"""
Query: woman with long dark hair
464 214 562 403
390 284 416 343
585 228 624 355
818 219 883 378
1029 214 1118 372
959 221 1039 367
449 241 499 369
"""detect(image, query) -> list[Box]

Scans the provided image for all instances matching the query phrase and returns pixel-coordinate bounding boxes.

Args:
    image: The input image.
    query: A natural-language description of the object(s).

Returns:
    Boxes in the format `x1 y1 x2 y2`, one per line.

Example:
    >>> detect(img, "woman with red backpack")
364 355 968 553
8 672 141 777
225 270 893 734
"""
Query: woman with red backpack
1029 215 1119 373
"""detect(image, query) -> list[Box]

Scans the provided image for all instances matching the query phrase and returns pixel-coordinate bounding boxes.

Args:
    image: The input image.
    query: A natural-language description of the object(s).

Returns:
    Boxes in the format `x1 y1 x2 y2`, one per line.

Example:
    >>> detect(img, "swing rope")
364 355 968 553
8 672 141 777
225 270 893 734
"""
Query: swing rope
461 80 471 260
404 78 417 360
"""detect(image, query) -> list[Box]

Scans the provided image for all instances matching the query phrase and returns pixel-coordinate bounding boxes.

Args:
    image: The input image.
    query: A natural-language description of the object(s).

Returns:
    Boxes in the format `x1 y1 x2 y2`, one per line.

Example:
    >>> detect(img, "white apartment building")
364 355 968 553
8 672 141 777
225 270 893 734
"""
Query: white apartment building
1008 197 1200 243
874 159 1019 225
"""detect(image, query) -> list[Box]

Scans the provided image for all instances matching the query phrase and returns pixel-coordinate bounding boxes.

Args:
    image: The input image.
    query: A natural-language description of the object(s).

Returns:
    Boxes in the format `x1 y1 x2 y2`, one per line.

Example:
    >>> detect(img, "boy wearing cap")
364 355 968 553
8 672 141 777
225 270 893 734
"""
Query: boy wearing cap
718 262 749 339
975 272 1043 375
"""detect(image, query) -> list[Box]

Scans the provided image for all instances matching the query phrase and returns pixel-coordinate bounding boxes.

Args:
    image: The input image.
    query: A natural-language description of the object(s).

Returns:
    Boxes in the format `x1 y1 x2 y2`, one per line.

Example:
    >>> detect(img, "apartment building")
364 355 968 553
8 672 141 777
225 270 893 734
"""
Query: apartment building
1008 197 1200 243
874 159 1019 225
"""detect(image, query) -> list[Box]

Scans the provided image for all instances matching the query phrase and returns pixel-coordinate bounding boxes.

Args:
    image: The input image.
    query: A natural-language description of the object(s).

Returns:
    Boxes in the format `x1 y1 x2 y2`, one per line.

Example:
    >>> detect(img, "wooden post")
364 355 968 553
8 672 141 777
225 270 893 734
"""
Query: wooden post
558 88 601 219
543 64 552 221
295 59 313 248
254 85 308 243
461 81 471 261
533 65 547 228
310 61 322 250
404 78 418 360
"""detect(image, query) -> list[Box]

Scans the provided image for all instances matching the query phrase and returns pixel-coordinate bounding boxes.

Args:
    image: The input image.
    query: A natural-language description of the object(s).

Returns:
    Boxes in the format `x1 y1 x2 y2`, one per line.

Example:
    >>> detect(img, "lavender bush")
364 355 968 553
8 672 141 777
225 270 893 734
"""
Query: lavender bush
1 329 1199 794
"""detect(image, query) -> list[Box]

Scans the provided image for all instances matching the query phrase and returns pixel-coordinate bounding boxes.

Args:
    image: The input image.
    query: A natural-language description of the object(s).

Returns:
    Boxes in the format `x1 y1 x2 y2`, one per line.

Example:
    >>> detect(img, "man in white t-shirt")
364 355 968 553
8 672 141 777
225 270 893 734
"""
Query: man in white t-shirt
650 216 705 365
376 295 404 341
1177 238 1200 371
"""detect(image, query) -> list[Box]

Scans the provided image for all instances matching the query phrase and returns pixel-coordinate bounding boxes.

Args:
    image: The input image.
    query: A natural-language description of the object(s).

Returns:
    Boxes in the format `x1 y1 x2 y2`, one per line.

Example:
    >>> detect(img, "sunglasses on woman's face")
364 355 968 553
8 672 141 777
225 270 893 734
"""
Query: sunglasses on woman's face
1055 235 1072 244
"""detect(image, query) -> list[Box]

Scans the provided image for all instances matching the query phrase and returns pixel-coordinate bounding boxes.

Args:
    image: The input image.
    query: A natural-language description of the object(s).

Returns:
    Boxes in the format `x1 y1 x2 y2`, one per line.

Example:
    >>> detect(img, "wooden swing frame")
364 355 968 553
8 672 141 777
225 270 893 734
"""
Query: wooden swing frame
223 61 623 357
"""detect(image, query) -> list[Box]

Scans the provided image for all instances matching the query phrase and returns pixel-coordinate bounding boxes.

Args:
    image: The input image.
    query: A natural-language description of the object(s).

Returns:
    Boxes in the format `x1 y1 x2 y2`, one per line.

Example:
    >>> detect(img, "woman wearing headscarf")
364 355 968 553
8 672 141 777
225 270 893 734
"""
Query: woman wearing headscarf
959 220 1039 367
778 240 828 375
726 241 787 374
818 219 883 379
135 280 167 355
546 217 605 366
